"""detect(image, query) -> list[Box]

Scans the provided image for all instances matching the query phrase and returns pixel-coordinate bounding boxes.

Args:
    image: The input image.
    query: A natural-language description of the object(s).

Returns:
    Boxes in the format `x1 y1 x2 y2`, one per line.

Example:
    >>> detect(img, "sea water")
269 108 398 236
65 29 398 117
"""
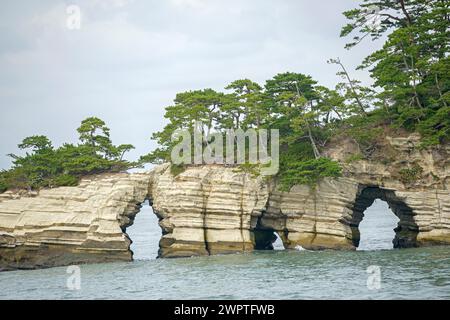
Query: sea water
1 200 449 300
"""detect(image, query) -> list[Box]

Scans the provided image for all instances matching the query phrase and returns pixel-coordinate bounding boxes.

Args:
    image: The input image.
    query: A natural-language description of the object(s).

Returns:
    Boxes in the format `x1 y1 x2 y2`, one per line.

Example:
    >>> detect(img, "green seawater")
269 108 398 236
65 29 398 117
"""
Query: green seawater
1 201 449 300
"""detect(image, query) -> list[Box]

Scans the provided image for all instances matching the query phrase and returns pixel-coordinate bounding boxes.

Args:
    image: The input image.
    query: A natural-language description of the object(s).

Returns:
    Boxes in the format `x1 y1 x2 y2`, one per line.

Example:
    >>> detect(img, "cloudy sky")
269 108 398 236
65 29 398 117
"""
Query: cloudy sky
0 0 384 169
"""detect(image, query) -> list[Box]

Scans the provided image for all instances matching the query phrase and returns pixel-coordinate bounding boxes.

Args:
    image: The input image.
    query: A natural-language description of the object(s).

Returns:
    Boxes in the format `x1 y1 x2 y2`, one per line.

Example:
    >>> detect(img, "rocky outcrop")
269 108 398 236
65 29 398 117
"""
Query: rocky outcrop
0 133 449 270
149 133 450 256
322 133 450 248
0 173 150 271
148 164 269 257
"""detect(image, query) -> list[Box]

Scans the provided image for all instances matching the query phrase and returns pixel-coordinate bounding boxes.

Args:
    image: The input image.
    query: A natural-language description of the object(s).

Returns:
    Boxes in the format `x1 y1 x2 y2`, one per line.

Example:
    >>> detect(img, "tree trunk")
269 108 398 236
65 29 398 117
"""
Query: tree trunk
435 73 448 108
398 0 412 26
307 125 321 159
337 59 367 116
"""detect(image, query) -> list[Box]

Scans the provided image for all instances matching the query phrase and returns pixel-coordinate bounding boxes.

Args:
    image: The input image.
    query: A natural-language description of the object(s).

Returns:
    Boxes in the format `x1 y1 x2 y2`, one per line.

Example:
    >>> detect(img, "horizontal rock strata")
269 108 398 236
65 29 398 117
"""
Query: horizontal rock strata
149 164 269 257
150 133 449 255
0 133 449 270
0 173 150 271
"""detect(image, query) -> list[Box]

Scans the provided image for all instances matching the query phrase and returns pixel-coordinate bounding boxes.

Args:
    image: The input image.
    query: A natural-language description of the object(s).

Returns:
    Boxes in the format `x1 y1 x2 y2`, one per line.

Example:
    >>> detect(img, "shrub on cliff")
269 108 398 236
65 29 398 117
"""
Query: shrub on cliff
341 0 450 146
139 72 347 184
2 117 137 191
140 0 448 187
0 174 7 193
278 158 342 191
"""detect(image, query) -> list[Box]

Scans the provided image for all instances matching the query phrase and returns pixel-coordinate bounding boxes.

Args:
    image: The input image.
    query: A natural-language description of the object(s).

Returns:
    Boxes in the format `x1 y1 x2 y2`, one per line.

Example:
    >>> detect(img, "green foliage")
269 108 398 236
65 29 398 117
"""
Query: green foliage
140 71 349 188
139 0 449 192
225 79 264 129
0 167 29 191
0 172 7 193
278 158 342 191
18 135 53 152
342 0 450 145
417 106 450 147
1 1 445 195
142 89 225 163
342 111 387 158
340 0 441 48
399 164 424 184
328 58 374 116
2 117 136 191
53 174 79 187
235 163 261 178
170 164 186 176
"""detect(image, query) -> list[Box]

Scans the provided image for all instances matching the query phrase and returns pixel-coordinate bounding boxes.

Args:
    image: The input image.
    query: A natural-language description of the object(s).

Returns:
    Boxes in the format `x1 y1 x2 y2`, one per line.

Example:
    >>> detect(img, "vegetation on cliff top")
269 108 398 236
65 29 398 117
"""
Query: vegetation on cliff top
1 0 448 193
141 0 449 190
0 117 137 192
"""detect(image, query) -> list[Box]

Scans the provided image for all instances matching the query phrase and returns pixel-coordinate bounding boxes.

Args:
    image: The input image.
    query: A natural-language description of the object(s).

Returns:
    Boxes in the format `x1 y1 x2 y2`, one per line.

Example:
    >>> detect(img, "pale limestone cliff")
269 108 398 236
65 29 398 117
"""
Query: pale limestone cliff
0 133 449 270
0 173 150 270
149 133 450 256
148 164 269 257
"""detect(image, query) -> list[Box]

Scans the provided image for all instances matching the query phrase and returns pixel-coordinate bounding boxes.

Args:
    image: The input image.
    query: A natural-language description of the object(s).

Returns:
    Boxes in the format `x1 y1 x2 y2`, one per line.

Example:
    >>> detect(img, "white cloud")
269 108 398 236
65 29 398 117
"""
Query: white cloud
90 0 135 9
169 0 207 9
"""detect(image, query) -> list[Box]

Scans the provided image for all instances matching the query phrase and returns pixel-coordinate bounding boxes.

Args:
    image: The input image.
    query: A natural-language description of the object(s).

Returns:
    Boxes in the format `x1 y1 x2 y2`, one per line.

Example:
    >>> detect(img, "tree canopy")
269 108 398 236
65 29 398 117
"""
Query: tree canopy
141 0 449 190
1 0 448 193
342 0 449 146
0 117 136 192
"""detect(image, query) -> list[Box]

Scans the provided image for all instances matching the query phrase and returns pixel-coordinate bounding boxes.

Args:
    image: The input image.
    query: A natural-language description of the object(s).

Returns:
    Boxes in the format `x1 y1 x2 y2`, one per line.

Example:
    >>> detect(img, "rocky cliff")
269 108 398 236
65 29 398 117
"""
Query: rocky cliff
151 133 449 256
0 133 449 270
0 173 150 270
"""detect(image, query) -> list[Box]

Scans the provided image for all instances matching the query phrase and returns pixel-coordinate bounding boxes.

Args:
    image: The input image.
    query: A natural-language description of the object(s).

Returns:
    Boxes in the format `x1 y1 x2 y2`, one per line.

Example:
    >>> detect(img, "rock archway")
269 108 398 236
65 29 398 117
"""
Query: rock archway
0 172 152 271
252 215 287 250
348 186 419 249
1 151 449 271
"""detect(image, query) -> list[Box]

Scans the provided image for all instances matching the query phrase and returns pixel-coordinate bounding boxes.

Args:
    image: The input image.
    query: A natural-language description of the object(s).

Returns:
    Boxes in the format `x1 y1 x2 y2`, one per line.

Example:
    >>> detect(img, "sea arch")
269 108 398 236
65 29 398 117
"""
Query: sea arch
347 185 419 249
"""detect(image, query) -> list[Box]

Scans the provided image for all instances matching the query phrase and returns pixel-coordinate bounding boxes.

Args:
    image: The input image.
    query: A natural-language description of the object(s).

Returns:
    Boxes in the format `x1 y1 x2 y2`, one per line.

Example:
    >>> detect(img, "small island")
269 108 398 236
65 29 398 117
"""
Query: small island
0 0 449 303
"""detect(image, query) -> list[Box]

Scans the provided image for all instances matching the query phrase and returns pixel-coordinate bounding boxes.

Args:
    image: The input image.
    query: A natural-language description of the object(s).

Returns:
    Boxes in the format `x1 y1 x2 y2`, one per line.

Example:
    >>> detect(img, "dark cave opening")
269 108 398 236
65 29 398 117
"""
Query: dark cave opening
253 227 285 251
349 186 419 249
253 229 277 250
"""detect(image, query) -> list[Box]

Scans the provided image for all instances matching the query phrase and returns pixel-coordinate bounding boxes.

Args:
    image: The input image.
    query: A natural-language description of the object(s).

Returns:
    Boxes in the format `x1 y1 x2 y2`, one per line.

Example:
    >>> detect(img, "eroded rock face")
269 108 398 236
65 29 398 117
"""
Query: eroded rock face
0 133 449 270
150 134 449 256
0 173 151 271
148 164 269 257
324 133 450 247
